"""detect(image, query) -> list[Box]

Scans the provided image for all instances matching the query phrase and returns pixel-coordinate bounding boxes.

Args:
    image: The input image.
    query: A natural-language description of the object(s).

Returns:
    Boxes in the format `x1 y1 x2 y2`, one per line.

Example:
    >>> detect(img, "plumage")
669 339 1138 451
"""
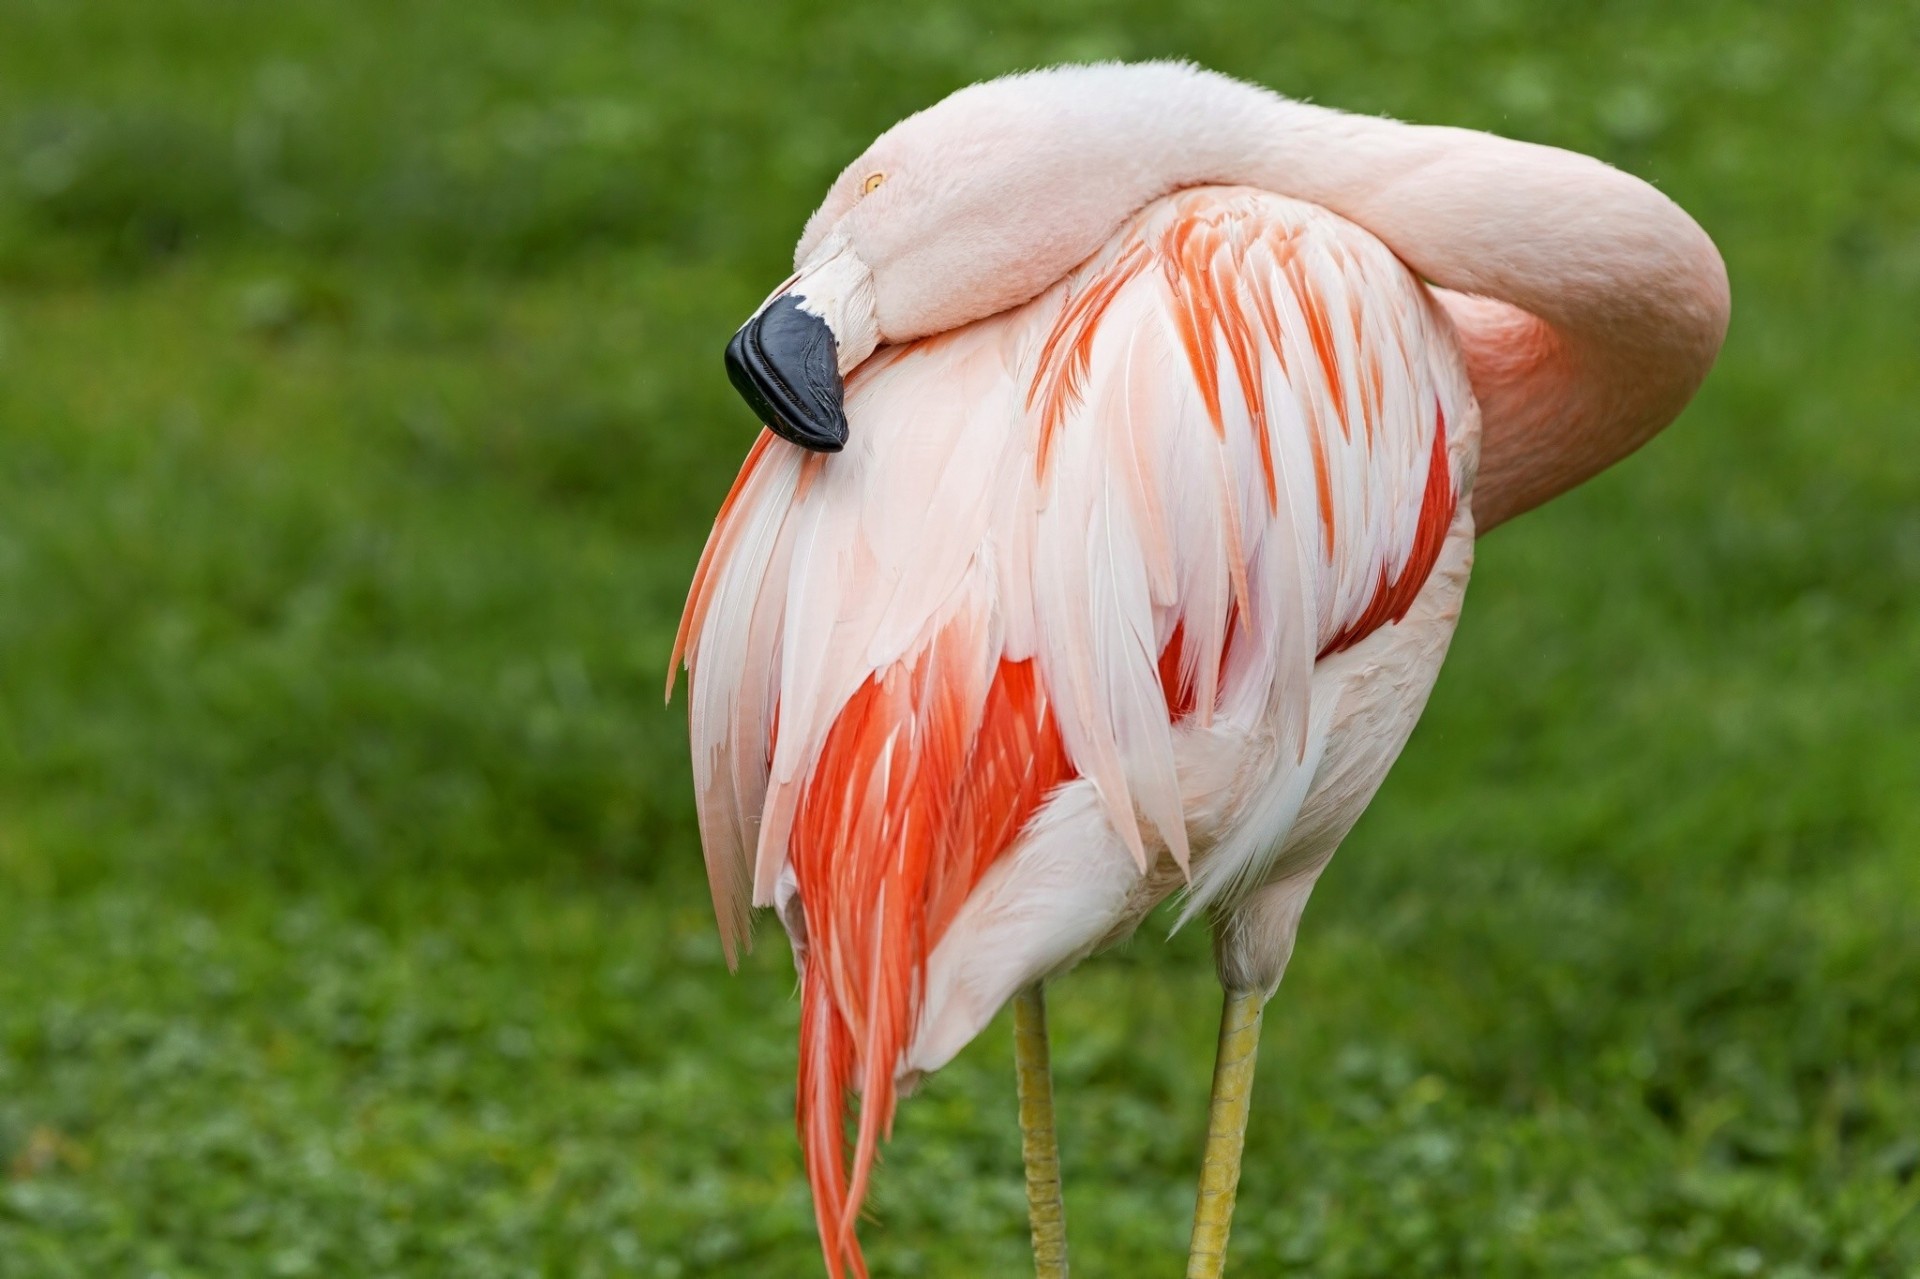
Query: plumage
678 60 1728 1279
681 188 1475 1273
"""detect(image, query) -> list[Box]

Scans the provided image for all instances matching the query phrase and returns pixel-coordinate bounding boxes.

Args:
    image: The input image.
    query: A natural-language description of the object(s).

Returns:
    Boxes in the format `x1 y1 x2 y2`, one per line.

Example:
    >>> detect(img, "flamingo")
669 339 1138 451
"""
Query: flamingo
671 61 1728 1278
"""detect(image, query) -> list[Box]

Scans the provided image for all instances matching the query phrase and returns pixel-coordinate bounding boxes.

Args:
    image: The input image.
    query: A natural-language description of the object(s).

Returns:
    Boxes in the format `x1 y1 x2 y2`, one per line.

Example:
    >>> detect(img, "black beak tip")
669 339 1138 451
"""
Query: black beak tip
724 296 848 454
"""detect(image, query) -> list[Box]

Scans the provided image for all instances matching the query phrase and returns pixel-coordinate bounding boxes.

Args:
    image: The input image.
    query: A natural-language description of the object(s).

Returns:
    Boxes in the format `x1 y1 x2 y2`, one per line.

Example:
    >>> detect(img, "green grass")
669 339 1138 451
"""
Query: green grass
1 1 1917 1275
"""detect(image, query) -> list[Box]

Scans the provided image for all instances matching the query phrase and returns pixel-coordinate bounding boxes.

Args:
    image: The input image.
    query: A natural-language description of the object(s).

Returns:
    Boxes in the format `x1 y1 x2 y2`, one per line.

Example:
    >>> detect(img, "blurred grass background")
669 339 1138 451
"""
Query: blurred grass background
0 1 1916 1275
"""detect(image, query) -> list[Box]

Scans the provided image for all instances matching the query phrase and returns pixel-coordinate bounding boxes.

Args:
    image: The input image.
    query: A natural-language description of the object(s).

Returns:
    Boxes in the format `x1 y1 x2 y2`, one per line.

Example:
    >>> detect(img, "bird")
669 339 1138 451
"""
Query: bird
670 61 1728 1278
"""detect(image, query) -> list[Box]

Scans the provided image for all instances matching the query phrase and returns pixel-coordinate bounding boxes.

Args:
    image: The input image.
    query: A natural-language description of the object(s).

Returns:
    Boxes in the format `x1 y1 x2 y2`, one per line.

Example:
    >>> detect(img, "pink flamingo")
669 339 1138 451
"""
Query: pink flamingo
673 62 1728 1278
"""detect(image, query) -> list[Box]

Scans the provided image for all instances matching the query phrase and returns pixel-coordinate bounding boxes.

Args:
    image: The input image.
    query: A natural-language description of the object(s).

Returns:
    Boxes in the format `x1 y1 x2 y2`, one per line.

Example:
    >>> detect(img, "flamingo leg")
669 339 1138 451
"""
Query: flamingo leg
1012 984 1069 1278
1184 989 1265 1279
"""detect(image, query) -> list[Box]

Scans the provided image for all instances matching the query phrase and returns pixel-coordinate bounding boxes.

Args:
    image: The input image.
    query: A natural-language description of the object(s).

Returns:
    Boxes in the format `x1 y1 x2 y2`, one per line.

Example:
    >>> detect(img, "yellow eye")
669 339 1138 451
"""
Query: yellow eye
861 172 887 196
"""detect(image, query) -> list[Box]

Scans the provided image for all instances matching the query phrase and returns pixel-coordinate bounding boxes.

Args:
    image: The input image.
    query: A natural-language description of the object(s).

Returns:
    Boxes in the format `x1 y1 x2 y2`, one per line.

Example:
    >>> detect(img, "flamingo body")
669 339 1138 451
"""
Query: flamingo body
677 187 1479 1270
678 59 1727 1279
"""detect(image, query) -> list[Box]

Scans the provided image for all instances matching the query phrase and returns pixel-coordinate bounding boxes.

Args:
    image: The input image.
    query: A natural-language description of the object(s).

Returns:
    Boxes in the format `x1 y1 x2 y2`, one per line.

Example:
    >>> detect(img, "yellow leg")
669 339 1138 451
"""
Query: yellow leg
1013 984 1069 1278
1185 989 1265 1279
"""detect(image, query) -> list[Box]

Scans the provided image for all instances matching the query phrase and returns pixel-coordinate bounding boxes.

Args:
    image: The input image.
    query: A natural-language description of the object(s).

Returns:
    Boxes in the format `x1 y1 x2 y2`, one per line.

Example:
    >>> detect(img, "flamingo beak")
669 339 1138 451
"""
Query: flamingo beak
724 238 879 453
725 297 848 452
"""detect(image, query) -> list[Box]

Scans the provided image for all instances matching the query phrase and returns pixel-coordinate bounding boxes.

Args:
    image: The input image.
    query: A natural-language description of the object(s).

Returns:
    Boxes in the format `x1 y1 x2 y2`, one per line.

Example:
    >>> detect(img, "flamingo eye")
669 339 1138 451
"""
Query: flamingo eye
861 172 887 196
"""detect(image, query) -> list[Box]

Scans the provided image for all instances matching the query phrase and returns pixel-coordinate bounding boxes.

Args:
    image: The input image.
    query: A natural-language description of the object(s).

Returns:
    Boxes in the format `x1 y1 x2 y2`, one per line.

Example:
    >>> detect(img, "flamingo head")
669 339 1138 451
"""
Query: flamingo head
723 61 1254 451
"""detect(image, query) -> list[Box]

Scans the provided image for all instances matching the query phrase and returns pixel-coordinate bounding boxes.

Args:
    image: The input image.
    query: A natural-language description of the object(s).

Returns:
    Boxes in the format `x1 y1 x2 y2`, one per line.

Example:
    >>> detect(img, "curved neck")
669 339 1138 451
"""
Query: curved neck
1166 83 1730 529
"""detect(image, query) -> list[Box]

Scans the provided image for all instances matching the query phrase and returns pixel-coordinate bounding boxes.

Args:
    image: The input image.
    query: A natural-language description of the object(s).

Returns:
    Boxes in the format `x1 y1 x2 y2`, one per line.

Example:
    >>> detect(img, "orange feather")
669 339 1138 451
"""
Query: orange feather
789 637 1072 1279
